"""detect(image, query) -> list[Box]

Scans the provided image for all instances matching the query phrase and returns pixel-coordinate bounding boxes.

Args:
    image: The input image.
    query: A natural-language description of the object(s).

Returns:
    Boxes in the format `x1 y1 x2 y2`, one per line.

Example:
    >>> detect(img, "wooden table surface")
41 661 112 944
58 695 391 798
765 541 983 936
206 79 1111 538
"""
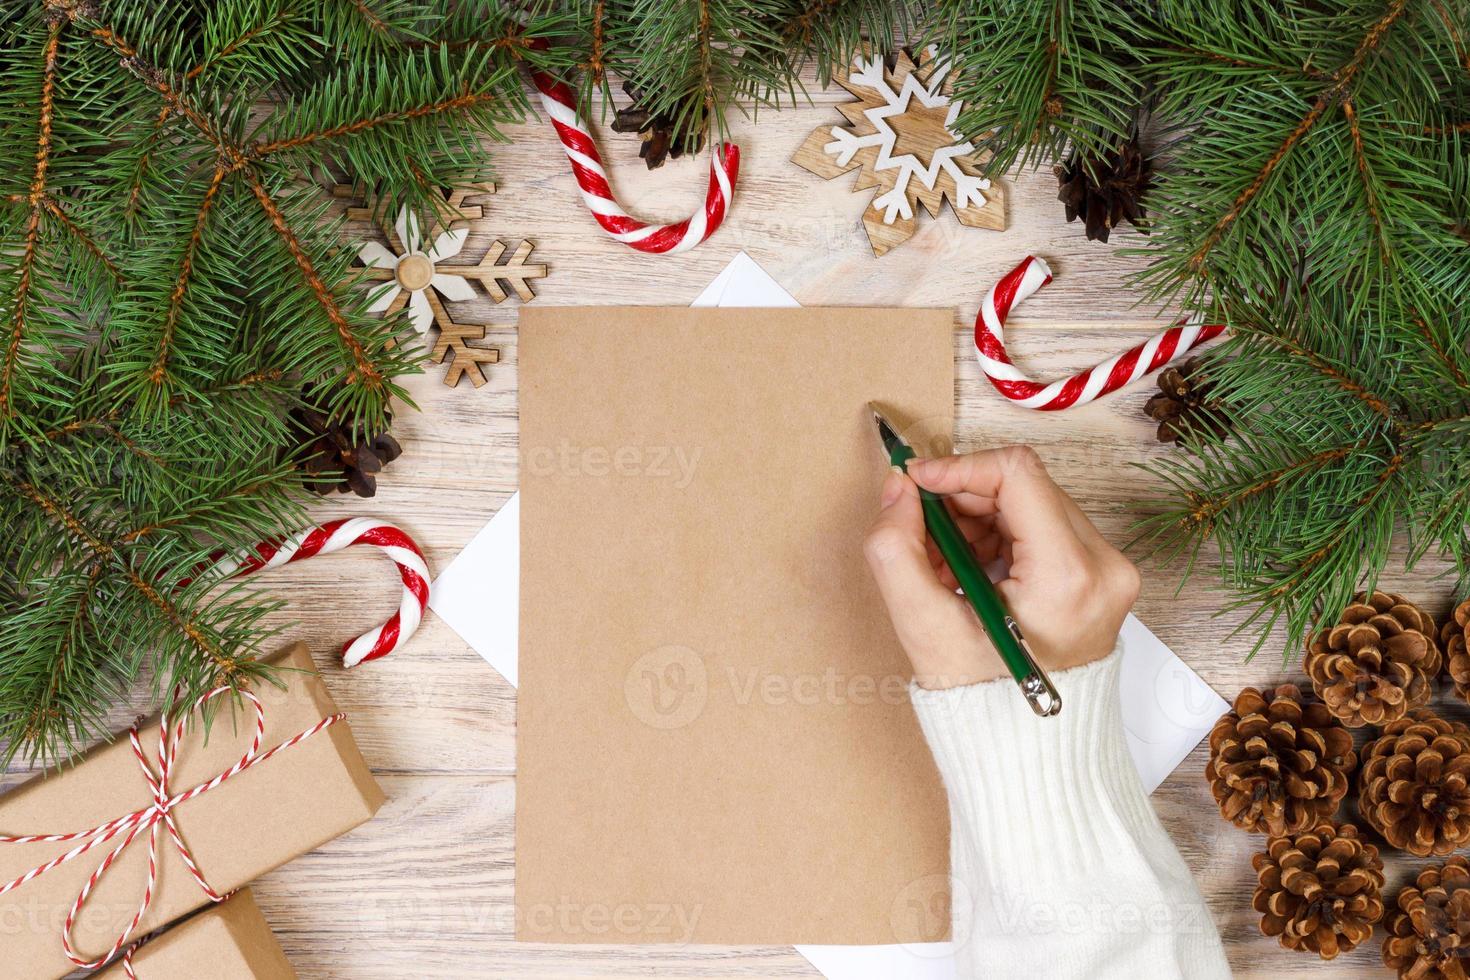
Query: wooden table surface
9 76 1456 979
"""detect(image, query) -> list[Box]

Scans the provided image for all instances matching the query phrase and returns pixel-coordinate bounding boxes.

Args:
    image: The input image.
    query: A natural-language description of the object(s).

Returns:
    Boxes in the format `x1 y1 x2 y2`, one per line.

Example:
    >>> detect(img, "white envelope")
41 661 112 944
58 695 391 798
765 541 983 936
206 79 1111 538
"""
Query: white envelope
428 252 1226 980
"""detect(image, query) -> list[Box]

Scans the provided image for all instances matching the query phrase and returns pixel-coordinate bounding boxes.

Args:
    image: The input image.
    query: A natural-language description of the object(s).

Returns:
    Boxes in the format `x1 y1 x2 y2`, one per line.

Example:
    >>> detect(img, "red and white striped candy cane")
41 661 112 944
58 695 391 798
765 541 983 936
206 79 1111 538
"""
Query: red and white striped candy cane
526 40 739 254
214 517 429 668
0 687 343 970
975 256 1227 410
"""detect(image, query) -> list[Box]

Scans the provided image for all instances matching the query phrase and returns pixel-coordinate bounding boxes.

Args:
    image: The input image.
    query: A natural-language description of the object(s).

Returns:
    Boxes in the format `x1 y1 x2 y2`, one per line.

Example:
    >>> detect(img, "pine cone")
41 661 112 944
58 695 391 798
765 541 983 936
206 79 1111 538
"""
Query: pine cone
611 82 705 170
288 387 402 498
1382 856 1470 979
1142 356 1232 446
1252 822 1385 959
1304 591 1442 728
1441 599 1470 703
1360 709 1470 857
1207 685 1356 836
1054 132 1152 243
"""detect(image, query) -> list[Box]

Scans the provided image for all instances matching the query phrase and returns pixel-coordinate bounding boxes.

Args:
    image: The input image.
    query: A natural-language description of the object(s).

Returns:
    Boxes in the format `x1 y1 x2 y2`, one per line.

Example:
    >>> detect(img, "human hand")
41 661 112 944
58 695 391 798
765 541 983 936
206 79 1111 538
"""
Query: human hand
863 447 1140 690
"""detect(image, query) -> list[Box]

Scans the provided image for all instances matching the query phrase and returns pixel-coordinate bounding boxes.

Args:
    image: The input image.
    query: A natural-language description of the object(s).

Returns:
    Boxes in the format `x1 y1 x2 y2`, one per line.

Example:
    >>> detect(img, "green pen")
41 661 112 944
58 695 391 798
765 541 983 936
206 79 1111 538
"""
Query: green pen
870 404 1062 717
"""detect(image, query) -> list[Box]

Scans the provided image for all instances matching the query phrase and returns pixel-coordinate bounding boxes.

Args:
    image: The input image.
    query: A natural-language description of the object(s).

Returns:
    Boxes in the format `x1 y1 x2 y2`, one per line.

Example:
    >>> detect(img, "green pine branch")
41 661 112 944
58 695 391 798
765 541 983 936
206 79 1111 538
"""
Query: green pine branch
0 0 564 760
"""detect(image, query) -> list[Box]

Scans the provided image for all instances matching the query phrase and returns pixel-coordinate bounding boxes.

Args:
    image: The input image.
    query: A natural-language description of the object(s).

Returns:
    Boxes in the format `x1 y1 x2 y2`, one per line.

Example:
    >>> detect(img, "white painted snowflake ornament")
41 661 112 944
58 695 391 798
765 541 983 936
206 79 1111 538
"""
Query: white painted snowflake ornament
792 46 1006 256
357 208 475 334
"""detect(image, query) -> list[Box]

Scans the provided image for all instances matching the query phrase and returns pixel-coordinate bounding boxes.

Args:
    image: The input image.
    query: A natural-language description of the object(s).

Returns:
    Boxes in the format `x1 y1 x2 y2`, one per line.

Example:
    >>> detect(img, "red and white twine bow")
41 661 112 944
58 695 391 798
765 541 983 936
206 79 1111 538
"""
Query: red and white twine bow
212 517 430 668
0 689 344 971
975 256 1228 410
526 40 739 254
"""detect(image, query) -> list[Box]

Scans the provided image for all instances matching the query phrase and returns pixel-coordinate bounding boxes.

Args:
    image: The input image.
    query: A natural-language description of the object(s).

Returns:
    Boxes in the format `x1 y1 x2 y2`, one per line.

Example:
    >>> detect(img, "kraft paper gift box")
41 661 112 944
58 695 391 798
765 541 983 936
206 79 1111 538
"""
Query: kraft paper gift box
95 888 296 979
0 643 384 979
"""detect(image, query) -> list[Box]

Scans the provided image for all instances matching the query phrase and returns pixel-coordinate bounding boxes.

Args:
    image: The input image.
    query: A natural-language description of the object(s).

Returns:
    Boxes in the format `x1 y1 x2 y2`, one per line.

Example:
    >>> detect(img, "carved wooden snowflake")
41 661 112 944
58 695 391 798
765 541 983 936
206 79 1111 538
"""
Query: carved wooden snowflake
337 183 548 388
792 47 1006 256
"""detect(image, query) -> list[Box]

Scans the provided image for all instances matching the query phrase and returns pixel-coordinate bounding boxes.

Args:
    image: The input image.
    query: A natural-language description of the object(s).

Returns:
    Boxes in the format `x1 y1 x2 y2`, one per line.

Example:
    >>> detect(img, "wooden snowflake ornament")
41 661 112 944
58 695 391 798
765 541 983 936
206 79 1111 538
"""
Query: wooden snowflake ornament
792 47 1005 256
338 183 548 388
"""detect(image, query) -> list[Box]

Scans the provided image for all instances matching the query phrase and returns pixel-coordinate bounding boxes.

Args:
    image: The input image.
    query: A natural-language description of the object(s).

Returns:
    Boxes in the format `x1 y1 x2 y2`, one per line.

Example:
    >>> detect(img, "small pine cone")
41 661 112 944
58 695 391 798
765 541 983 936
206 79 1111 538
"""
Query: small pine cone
1207 685 1357 836
1304 591 1442 728
1360 709 1470 857
1054 131 1152 243
611 82 704 170
1141 355 1232 447
289 386 402 498
1252 822 1385 959
1441 599 1470 702
1382 856 1470 978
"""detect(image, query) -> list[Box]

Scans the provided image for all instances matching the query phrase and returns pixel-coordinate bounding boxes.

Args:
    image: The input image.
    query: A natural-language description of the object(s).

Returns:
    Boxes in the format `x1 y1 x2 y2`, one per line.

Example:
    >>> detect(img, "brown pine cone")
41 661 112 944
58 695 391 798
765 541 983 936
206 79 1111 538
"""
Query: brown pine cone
611 82 705 170
1252 822 1385 959
1304 591 1442 728
1054 131 1151 243
1382 856 1470 978
1360 709 1470 857
288 386 402 498
1142 356 1232 447
1206 685 1356 836
1441 599 1470 702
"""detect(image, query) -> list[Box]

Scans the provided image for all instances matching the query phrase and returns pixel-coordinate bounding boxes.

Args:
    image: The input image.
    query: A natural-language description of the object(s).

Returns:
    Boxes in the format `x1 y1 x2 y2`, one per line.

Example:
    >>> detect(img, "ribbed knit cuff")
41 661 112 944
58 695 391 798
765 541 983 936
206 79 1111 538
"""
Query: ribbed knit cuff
908 644 1163 895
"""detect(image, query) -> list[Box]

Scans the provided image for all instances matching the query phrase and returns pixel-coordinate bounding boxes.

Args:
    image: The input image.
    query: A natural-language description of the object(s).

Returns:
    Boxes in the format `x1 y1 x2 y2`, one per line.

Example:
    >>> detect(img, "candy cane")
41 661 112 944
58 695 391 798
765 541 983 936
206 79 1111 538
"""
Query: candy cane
212 518 429 667
975 256 1228 410
526 39 739 254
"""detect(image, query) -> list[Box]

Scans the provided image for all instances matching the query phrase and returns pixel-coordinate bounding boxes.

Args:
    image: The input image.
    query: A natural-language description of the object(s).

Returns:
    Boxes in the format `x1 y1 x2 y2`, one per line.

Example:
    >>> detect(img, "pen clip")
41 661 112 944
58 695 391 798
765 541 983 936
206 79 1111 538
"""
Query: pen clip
1006 617 1062 717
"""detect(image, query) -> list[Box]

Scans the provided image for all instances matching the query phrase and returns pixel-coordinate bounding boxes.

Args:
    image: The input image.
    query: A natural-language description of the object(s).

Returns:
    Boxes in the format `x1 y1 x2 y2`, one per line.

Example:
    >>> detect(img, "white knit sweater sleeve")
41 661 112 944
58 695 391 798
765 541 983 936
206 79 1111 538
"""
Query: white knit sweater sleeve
908 645 1233 980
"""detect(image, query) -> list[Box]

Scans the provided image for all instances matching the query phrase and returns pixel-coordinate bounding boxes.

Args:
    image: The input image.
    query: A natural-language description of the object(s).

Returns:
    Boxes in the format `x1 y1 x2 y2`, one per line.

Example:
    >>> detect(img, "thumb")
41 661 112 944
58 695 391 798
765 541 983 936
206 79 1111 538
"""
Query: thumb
864 469 965 638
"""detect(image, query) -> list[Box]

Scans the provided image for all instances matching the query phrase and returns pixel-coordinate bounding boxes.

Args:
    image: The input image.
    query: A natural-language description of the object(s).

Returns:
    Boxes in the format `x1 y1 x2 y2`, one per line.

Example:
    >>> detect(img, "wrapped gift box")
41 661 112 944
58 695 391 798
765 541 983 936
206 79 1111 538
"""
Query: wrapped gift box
96 888 295 979
0 643 384 979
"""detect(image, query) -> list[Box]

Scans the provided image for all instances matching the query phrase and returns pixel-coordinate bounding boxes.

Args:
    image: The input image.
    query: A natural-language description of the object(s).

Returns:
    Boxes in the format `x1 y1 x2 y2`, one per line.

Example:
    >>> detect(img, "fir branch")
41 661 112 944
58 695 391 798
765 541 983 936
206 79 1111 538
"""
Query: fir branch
783 0 841 47
0 0 509 754
151 162 230 386
123 105 175 222
349 0 393 38
6 477 242 680
1245 330 1400 427
40 197 122 282
1183 0 1413 275
245 173 383 388
1341 99 1392 266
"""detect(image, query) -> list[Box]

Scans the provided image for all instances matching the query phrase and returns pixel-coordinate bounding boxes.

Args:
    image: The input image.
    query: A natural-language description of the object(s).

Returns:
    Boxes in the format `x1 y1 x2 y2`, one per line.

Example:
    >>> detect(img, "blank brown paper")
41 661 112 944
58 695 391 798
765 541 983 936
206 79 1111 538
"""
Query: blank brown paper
517 306 953 946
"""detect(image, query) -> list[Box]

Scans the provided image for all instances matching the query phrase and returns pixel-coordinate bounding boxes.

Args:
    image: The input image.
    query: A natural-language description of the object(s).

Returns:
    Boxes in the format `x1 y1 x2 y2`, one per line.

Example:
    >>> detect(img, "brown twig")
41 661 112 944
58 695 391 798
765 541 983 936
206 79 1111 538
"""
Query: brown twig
351 0 392 37
1163 44 1334 80
696 0 716 130
124 105 175 221
1342 99 1391 265
584 0 607 83
186 10 293 79
783 0 840 47
249 90 499 158
1412 314 1470 390
1 21 63 421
